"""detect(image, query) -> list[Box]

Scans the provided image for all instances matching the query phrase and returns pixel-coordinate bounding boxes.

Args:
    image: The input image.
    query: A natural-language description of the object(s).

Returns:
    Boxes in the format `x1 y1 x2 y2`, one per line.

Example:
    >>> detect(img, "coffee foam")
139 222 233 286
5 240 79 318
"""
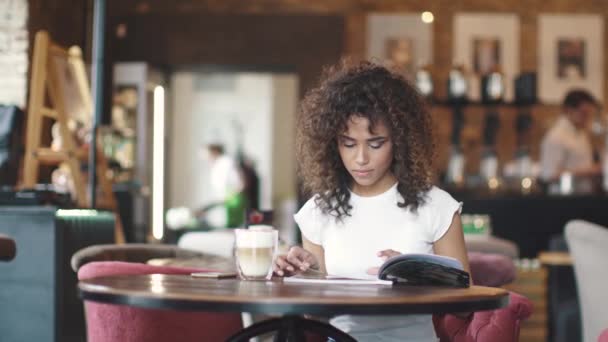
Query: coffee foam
249 224 274 232
235 229 276 248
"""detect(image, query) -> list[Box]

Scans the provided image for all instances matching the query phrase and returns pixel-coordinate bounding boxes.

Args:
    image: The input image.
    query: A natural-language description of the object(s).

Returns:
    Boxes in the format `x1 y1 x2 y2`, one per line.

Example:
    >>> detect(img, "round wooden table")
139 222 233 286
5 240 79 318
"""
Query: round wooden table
79 275 509 341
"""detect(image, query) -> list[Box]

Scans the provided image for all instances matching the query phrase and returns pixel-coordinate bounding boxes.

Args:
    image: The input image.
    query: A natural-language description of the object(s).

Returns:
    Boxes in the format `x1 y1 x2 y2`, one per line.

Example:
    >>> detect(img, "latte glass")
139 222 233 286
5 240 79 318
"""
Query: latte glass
234 226 278 281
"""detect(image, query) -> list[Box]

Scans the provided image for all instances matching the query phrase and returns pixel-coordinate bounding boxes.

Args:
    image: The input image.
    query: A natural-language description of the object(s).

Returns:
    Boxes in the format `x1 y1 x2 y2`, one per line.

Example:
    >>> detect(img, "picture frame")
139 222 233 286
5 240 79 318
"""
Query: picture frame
366 13 433 80
453 13 520 102
538 14 604 103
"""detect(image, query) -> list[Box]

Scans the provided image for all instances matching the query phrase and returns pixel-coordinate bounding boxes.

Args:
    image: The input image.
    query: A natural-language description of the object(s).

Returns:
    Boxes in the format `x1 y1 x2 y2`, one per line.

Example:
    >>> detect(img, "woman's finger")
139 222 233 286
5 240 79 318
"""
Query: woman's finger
281 246 319 272
286 251 306 270
377 249 401 260
281 258 296 272
274 255 295 274
366 267 380 275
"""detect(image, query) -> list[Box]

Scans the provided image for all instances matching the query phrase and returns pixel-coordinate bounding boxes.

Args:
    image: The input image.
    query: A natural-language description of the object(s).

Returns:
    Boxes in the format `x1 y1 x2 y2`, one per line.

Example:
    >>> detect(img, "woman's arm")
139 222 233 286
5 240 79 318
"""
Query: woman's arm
434 212 472 319
302 236 326 273
433 212 471 279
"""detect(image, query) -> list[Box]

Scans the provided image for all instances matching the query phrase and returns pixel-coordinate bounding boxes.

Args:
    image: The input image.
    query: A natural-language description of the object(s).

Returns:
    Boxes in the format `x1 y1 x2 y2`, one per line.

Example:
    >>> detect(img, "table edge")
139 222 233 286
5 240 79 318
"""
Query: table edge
78 277 509 315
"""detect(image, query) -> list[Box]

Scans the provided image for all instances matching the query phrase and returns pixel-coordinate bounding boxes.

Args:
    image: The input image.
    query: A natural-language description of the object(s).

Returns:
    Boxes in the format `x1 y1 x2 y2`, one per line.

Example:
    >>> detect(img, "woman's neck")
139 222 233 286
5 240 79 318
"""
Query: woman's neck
350 173 398 197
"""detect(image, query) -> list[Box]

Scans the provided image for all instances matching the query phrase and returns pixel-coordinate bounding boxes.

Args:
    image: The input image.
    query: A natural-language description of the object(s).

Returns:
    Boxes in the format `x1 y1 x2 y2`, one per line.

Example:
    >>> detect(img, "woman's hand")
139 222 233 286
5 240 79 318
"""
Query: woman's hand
273 246 319 277
366 249 401 275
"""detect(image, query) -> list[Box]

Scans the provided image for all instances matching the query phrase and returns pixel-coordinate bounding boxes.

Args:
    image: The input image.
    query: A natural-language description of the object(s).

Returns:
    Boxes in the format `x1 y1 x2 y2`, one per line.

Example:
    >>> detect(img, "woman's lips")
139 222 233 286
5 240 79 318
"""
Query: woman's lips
353 170 373 177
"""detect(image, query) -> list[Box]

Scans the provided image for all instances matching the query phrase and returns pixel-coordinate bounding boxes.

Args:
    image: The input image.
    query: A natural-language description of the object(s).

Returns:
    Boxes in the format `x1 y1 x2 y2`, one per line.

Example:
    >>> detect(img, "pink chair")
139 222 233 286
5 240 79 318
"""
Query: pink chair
434 292 533 342
433 252 533 342
467 251 516 287
78 261 243 342
599 329 608 342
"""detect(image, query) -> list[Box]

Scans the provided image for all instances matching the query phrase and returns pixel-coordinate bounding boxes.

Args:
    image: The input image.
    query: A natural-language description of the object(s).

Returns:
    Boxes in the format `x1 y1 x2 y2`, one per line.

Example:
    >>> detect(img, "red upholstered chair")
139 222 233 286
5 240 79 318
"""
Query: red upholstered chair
434 291 533 342
433 252 533 342
78 261 243 342
599 329 608 342
467 251 517 287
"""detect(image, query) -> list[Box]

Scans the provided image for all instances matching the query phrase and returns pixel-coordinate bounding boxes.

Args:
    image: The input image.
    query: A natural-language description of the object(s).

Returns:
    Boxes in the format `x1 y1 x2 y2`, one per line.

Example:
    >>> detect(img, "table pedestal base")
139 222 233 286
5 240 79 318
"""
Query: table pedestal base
226 315 356 342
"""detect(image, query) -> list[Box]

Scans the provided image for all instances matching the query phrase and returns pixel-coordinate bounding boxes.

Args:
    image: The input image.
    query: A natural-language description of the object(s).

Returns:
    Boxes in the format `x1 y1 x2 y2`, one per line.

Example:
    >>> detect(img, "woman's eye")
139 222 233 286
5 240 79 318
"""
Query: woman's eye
342 142 356 148
369 141 384 149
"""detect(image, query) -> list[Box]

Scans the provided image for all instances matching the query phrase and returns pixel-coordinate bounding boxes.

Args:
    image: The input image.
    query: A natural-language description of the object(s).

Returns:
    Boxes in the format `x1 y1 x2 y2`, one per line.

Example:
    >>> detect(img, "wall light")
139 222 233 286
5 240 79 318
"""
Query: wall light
421 11 434 24
152 85 165 240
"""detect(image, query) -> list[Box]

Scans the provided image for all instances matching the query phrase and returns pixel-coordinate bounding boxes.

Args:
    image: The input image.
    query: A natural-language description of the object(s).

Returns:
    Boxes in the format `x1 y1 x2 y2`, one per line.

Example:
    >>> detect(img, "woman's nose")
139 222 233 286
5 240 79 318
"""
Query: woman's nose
355 146 369 165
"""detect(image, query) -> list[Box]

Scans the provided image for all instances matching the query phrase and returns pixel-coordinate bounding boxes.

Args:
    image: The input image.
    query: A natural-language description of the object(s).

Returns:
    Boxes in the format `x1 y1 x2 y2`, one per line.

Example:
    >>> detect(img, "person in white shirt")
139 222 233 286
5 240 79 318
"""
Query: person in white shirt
197 143 245 228
540 89 601 192
272 60 471 341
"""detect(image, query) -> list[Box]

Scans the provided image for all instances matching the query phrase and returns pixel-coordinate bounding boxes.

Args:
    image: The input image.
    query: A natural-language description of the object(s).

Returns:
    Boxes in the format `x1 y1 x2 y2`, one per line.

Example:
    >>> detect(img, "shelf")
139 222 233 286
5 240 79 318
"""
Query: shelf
429 100 543 108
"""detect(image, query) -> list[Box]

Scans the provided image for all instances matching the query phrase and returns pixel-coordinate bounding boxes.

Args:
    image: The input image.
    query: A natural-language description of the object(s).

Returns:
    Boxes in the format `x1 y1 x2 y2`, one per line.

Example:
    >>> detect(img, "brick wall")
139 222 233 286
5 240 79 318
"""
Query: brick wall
0 0 29 107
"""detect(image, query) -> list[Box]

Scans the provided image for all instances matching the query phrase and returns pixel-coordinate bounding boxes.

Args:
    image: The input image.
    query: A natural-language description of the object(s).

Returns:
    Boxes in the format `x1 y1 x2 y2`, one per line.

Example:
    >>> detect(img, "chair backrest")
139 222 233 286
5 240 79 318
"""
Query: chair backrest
465 235 519 259
565 220 608 342
0 234 16 261
71 243 206 272
467 251 516 287
177 230 236 258
434 291 533 342
433 252 525 342
78 261 243 342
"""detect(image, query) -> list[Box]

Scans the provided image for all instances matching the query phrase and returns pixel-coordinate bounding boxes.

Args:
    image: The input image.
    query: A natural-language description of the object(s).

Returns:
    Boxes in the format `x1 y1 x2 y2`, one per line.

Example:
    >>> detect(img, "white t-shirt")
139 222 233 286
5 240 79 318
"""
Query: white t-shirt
540 116 594 181
207 155 244 227
294 184 462 342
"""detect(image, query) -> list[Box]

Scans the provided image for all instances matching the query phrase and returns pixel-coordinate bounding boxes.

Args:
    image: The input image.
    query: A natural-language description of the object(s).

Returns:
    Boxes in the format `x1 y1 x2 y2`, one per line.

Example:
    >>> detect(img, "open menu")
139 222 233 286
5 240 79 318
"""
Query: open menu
283 274 392 285
283 253 470 288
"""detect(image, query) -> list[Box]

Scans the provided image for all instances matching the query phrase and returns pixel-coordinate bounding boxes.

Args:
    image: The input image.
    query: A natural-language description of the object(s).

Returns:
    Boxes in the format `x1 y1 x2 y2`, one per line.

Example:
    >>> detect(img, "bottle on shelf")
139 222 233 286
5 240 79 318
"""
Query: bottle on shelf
481 65 505 105
446 106 466 186
479 110 501 189
415 63 434 100
447 64 468 104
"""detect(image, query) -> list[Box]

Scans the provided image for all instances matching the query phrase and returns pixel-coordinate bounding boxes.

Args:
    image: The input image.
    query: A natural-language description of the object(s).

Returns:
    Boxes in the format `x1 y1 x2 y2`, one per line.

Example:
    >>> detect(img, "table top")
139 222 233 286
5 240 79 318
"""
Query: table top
538 251 572 266
79 275 509 315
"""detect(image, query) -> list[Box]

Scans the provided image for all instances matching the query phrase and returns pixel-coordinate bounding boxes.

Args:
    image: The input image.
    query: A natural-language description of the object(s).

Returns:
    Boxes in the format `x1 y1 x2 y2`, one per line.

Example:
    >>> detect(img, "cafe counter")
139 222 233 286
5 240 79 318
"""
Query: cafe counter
452 193 608 258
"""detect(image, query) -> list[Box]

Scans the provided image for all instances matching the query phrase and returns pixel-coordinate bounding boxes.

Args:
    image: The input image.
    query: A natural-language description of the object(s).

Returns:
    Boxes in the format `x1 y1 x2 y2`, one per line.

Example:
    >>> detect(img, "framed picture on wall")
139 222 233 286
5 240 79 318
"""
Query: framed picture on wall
538 15 604 103
367 13 433 80
453 13 520 102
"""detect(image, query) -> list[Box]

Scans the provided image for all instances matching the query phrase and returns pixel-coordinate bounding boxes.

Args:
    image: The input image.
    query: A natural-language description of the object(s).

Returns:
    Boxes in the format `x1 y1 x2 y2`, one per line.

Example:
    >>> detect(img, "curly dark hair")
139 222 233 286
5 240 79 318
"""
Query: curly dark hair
296 60 435 219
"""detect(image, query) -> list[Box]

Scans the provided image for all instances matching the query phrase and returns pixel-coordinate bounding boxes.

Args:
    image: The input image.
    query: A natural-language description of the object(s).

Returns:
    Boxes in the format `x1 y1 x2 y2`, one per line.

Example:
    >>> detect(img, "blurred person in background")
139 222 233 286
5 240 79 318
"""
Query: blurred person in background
196 143 246 228
237 151 260 211
540 89 601 193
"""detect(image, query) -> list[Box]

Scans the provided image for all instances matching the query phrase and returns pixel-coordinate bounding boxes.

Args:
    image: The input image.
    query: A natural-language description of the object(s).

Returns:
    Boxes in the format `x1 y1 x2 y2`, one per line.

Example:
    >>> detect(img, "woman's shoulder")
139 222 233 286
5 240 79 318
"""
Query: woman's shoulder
296 194 322 218
422 186 460 209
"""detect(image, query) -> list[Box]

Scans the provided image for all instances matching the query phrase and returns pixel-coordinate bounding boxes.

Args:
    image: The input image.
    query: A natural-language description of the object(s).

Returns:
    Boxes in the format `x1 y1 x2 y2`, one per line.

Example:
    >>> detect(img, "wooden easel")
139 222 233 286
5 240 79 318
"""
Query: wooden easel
22 30 125 243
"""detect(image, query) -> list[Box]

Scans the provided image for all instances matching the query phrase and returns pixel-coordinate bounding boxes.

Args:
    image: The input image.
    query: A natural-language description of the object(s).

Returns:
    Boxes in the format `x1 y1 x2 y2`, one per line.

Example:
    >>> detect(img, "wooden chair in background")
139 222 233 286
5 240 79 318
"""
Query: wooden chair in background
22 30 125 243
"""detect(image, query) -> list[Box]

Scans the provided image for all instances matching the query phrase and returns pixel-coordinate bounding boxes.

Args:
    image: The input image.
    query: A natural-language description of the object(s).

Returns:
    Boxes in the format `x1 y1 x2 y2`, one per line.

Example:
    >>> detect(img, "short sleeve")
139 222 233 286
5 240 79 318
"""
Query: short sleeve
293 196 323 245
424 187 463 243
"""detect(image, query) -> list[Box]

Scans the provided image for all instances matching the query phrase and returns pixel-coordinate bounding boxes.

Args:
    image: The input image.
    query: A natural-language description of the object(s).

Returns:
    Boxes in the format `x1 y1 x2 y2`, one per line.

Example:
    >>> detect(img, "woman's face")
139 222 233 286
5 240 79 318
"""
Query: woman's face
338 116 396 196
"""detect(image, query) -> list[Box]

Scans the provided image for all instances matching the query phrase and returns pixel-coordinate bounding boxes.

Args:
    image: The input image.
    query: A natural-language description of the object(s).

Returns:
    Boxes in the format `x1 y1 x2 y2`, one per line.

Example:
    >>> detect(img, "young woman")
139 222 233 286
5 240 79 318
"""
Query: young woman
273 60 470 341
